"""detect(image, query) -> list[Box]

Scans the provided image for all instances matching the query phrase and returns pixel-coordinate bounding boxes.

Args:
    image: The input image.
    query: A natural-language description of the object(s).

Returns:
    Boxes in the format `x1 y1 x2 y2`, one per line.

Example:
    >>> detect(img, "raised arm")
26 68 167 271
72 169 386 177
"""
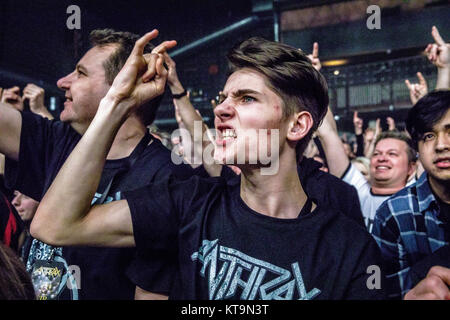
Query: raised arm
161 50 222 176
30 30 173 247
405 72 428 106
365 118 381 158
425 26 450 90
22 83 54 120
0 87 23 160
316 107 350 177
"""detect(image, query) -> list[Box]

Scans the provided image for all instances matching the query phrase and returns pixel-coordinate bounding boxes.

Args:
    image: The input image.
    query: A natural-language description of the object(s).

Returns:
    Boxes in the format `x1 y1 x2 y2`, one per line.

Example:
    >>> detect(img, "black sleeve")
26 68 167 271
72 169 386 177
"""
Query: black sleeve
4 111 79 201
123 176 213 294
355 134 365 157
123 175 211 251
346 184 365 227
126 247 177 295
123 178 180 252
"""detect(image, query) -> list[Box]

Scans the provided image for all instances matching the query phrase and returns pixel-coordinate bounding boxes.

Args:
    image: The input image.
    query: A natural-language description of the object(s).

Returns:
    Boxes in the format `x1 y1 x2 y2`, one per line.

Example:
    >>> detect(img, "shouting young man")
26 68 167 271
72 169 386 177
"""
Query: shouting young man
31 33 385 300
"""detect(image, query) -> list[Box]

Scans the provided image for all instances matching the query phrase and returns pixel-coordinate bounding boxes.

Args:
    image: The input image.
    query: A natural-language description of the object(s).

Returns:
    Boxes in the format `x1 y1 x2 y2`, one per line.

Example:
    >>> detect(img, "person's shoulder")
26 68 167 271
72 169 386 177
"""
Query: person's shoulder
312 204 370 241
313 167 354 190
22 111 79 142
377 183 419 220
141 138 196 179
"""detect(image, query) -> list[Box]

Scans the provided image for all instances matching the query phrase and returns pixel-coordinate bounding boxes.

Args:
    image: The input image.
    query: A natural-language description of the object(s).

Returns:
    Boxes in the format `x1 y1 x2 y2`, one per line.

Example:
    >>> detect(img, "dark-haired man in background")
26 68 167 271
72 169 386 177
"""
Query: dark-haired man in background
0 29 192 300
373 90 450 299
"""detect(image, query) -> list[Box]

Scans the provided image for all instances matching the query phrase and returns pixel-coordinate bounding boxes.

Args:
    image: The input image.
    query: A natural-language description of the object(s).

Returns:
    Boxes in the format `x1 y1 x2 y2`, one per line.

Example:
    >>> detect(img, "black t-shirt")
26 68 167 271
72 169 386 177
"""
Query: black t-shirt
220 158 364 227
125 175 385 300
5 111 195 300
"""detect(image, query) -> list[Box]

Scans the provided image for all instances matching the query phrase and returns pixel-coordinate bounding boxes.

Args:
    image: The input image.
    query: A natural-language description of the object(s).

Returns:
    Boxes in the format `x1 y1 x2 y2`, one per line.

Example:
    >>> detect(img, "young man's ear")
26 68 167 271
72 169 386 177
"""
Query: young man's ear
287 111 314 143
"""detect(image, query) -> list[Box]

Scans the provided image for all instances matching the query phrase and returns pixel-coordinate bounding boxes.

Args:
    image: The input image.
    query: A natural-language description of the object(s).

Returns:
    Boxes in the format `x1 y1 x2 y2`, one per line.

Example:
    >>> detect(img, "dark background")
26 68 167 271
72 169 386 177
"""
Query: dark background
1 0 449 133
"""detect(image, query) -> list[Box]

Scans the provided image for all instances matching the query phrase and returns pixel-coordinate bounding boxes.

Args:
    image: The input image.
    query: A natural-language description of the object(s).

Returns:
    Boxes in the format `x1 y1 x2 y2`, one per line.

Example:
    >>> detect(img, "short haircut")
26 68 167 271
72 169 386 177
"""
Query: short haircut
226 37 329 159
374 131 417 163
89 29 164 126
406 90 450 150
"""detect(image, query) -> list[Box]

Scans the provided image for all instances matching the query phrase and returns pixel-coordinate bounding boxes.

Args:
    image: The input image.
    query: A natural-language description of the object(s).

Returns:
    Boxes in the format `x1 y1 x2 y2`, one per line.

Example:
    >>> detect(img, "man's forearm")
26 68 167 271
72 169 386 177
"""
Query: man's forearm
318 132 350 178
0 102 22 160
436 67 450 90
31 97 125 243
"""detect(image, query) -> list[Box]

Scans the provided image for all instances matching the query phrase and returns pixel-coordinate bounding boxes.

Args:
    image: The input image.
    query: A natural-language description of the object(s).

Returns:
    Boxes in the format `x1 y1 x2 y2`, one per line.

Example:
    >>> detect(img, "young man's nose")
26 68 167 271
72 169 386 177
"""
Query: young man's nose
214 100 235 121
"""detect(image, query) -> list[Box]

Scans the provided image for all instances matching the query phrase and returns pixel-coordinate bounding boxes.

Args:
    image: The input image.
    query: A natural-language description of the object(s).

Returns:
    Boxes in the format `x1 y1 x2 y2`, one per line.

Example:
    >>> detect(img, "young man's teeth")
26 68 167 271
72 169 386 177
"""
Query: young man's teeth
223 129 236 139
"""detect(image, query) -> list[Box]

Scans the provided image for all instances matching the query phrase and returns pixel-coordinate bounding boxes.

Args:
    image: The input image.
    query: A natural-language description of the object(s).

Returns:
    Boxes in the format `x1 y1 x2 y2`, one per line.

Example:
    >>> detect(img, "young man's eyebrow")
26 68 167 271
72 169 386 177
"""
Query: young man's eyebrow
231 89 260 97
424 123 450 133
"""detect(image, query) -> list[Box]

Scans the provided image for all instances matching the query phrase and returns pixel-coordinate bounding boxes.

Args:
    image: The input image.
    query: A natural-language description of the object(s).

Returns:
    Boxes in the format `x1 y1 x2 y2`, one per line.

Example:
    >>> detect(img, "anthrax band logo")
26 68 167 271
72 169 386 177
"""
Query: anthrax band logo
191 239 321 300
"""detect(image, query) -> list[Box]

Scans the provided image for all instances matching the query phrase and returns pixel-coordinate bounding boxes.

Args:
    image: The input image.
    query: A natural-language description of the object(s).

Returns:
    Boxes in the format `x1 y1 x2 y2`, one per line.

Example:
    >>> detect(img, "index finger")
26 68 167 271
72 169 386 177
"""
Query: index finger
432 26 445 46
353 111 358 120
417 72 426 86
131 29 159 57
405 79 412 90
312 42 319 58
152 40 177 55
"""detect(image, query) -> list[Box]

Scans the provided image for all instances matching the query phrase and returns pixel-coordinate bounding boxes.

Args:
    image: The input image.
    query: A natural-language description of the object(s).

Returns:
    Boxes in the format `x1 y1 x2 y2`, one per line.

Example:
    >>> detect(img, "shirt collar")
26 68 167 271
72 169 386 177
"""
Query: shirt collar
416 172 437 213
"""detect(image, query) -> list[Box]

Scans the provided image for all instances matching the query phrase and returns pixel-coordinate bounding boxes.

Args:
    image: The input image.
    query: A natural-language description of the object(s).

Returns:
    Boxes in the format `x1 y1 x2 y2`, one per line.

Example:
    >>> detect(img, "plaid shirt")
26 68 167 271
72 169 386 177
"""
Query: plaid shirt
372 173 449 299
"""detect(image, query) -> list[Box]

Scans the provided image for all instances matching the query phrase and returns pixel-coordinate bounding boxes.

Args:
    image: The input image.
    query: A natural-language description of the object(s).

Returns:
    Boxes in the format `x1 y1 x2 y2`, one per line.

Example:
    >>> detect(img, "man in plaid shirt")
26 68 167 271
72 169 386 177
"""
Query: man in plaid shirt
373 90 450 299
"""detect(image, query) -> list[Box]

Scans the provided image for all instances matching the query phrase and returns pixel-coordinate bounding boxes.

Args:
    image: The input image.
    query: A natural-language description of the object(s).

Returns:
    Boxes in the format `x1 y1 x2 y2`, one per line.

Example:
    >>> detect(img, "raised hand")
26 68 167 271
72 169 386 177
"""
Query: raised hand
425 26 449 70
0 86 24 111
405 72 428 105
353 111 363 135
23 84 45 112
106 30 176 110
404 266 450 300
307 42 321 71
154 48 182 92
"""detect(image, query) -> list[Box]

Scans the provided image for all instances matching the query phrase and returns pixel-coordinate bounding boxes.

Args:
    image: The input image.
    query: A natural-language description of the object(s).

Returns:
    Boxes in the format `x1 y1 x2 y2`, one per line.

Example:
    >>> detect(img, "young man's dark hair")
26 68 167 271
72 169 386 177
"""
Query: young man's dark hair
406 90 450 150
374 131 417 163
90 29 164 126
227 37 329 158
